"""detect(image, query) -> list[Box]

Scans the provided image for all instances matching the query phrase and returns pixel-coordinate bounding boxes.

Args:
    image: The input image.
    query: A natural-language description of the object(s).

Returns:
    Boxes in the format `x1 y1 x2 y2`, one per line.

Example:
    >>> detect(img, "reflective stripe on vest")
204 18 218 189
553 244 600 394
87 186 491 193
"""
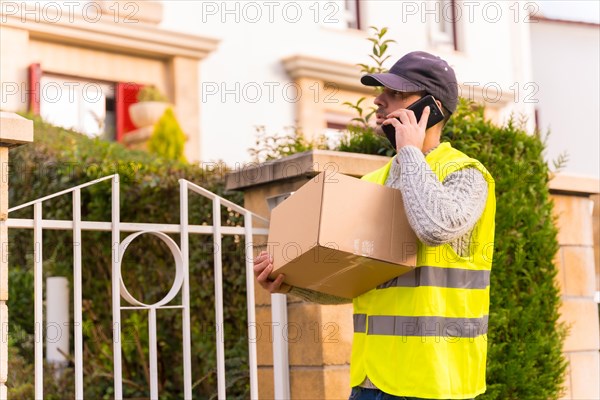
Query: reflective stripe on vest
377 266 490 290
353 314 489 337
350 142 496 399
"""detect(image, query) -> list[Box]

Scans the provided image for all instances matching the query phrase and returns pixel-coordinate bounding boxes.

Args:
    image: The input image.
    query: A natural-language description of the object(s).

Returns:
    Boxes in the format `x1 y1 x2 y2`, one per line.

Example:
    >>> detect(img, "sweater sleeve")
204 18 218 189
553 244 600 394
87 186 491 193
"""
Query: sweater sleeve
385 146 488 246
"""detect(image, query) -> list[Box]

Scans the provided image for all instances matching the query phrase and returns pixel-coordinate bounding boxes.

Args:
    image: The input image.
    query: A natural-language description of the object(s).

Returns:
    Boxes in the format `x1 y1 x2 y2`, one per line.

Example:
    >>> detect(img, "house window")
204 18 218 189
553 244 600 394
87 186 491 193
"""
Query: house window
322 0 361 30
325 112 356 149
40 75 116 141
345 0 361 30
429 0 458 50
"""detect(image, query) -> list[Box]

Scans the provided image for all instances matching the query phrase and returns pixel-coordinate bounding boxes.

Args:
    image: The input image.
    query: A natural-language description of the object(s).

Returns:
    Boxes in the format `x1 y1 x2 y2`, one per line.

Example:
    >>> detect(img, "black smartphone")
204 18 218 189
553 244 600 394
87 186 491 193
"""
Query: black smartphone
382 94 445 149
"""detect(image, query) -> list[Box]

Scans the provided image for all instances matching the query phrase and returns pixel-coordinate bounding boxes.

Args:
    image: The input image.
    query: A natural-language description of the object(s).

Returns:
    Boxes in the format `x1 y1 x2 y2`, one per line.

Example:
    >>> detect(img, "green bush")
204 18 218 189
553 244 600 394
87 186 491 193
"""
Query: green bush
147 107 187 163
248 125 328 163
8 116 249 399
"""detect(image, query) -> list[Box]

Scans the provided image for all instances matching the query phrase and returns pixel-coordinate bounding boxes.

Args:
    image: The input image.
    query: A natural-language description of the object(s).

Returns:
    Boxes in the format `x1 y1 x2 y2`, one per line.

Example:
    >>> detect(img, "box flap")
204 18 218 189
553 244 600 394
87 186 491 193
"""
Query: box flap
267 175 324 271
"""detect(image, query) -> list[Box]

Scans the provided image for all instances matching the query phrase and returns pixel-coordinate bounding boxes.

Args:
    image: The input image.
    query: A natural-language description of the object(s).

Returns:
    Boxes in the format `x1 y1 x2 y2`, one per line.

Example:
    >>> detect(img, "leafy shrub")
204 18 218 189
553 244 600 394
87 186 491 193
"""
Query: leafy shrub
248 125 328 163
8 115 249 399
147 107 187 163
337 98 395 157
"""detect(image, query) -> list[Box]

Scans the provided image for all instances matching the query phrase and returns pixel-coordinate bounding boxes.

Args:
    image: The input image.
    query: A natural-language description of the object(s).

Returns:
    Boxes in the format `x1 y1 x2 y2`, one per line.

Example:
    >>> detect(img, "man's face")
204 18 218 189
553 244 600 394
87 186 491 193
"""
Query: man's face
373 88 425 135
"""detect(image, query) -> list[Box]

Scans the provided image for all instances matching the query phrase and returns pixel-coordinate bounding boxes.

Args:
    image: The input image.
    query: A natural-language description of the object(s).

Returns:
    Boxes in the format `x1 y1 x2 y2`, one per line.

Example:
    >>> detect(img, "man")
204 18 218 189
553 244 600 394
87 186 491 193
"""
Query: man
254 51 495 400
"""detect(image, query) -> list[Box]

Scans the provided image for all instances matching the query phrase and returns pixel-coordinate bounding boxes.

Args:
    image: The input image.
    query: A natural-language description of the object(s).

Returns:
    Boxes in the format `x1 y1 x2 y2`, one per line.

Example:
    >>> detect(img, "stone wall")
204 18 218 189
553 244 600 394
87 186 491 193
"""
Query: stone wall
551 178 600 400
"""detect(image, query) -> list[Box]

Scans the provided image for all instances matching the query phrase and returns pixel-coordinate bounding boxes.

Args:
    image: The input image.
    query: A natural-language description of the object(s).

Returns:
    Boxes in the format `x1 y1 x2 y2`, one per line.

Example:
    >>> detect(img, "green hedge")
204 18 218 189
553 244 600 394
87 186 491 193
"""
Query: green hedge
8 116 249 399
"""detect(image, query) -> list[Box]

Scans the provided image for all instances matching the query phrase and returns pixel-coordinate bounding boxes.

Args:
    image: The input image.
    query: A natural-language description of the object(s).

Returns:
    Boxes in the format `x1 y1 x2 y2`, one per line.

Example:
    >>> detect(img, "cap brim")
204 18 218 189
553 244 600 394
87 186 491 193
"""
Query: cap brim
360 73 426 93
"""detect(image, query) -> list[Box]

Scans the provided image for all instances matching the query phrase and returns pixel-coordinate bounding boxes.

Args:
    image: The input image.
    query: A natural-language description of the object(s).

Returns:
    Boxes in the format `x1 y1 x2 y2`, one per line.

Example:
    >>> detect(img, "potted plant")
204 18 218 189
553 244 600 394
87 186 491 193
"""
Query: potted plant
128 86 171 129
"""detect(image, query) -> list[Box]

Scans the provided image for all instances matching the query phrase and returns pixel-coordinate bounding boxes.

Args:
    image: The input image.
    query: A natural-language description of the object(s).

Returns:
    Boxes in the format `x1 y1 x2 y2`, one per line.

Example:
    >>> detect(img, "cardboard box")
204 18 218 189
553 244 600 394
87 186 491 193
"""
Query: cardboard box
267 172 418 299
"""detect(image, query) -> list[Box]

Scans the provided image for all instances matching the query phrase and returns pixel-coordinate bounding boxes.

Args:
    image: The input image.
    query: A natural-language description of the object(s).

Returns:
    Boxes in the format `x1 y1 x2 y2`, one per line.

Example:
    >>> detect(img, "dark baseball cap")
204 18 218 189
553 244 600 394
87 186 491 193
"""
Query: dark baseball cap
361 51 459 113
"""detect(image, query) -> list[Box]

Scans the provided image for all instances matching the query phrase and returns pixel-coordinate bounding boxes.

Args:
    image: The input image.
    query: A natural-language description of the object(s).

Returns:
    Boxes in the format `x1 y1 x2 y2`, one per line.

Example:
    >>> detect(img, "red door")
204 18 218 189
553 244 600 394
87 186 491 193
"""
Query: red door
115 82 142 142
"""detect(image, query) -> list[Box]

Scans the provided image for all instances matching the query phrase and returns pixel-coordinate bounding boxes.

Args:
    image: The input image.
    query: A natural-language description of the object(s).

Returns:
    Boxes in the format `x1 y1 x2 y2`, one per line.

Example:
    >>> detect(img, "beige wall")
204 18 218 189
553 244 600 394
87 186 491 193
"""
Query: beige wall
1 26 171 111
169 57 201 163
29 40 169 94
0 27 30 112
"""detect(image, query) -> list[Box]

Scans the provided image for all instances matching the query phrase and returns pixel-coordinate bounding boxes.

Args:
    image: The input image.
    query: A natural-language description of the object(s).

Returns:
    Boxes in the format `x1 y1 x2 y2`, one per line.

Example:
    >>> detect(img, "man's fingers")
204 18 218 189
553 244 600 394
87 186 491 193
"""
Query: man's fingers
269 274 286 292
253 251 268 264
385 109 418 127
407 109 418 125
383 118 401 130
257 262 273 282
396 110 411 125
253 258 268 274
253 251 286 294
253 252 273 274
418 106 431 128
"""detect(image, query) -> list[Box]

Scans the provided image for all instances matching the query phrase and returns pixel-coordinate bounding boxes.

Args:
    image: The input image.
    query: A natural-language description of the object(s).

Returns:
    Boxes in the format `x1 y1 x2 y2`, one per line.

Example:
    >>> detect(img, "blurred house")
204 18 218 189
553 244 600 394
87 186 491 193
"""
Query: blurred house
0 0 217 162
530 15 599 180
159 0 535 165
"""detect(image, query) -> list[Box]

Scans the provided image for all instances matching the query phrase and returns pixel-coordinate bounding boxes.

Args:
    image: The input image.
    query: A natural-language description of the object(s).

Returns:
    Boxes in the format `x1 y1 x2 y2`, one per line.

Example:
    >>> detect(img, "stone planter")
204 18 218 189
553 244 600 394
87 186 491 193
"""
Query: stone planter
129 101 170 128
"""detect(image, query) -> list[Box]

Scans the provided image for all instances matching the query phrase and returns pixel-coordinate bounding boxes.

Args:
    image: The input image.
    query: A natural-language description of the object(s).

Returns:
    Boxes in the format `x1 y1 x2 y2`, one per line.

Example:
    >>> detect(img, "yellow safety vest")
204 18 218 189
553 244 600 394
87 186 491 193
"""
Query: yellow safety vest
351 142 496 399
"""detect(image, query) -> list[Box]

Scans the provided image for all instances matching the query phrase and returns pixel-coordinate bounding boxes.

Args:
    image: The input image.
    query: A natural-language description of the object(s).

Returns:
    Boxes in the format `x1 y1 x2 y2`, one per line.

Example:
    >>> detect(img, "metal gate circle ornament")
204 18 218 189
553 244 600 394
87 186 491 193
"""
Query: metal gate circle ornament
118 230 185 307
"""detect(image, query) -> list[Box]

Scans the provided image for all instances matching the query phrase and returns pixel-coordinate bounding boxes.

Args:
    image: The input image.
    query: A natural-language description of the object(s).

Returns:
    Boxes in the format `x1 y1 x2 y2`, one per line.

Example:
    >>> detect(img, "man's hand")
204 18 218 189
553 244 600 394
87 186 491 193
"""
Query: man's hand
253 251 291 294
383 106 431 152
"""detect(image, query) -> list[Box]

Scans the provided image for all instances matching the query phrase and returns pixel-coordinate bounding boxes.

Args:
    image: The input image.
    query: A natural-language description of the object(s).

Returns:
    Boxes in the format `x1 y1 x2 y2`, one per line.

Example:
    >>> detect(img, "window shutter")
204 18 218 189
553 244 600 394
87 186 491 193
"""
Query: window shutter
115 82 142 142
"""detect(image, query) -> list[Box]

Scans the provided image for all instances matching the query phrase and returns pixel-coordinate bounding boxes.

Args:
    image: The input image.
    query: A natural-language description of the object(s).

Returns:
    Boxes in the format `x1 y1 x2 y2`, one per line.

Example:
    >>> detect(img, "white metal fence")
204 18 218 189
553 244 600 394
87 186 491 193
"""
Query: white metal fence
6 174 271 399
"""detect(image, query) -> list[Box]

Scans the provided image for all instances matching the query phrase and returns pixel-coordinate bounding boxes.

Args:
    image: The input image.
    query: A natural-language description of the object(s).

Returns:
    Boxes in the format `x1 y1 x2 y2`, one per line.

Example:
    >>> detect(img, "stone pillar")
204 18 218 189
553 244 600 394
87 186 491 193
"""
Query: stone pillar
169 56 201 163
295 77 327 143
225 150 390 399
592 193 600 298
550 175 600 400
0 112 34 399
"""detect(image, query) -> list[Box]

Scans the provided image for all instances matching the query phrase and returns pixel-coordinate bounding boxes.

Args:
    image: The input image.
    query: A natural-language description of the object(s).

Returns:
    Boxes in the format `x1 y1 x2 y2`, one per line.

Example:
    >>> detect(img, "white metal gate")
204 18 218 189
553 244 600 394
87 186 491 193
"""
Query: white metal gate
5 174 270 399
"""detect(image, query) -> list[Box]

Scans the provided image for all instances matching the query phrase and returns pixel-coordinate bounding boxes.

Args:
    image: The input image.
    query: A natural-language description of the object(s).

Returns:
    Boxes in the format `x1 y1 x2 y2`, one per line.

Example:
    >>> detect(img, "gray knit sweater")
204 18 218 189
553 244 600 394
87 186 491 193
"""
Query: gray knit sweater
287 144 489 304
